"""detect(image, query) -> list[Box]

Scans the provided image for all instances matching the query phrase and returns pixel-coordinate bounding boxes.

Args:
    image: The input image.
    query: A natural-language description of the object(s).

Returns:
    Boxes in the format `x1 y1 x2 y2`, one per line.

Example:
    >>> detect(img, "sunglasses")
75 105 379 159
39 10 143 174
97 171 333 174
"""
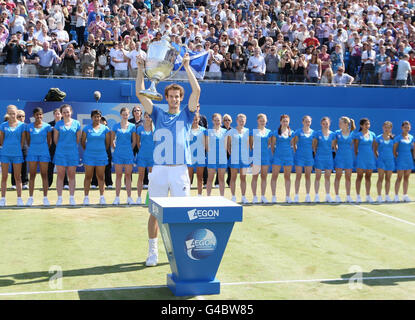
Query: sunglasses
224 119 231 122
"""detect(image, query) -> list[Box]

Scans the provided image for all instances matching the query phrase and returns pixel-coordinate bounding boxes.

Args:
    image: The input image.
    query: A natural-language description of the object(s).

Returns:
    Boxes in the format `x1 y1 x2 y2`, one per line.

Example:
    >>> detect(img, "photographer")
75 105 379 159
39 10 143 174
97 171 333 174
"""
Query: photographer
80 44 96 77
2 34 24 76
59 43 78 76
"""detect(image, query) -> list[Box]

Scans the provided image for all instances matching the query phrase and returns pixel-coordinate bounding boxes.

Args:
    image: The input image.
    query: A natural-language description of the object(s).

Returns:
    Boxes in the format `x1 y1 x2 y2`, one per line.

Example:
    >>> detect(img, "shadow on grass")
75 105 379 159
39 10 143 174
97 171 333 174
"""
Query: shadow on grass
0 261 169 287
321 268 415 286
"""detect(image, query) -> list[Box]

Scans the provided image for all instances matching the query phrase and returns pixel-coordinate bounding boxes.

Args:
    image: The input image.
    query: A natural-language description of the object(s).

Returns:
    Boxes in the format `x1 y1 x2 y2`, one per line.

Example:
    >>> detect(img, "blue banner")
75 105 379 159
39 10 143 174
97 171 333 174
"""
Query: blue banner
172 43 209 79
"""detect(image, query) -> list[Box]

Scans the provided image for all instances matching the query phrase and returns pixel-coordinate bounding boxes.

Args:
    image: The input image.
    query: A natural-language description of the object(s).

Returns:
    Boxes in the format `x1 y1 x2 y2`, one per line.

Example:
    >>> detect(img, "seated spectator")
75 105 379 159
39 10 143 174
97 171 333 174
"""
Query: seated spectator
333 66 354 86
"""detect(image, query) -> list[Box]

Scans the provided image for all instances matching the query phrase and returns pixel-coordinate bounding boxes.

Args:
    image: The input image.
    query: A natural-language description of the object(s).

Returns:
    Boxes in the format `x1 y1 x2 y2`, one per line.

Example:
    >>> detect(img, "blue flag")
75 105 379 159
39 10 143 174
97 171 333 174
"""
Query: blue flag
172 43 209 79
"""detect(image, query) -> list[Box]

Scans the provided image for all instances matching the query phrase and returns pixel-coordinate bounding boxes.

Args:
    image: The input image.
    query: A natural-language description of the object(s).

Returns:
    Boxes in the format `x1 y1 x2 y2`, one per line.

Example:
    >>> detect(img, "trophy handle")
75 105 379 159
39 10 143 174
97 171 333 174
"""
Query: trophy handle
169 44 189 79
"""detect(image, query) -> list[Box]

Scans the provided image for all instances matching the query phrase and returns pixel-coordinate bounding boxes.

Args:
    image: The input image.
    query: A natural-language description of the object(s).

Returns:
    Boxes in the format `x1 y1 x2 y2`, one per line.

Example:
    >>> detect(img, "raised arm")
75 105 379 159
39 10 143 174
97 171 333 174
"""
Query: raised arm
183 53 201 112
135 56 154 115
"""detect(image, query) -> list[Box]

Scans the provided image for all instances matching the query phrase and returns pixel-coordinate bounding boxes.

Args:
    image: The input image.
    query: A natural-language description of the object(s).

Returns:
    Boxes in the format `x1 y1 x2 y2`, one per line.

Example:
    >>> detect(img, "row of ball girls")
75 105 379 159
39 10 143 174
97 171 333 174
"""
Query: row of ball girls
0 104 414 206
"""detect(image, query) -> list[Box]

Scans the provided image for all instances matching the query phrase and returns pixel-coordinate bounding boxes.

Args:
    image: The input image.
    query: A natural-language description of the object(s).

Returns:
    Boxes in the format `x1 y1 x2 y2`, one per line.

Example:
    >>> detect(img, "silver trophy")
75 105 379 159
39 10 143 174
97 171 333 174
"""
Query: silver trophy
140 36 187 101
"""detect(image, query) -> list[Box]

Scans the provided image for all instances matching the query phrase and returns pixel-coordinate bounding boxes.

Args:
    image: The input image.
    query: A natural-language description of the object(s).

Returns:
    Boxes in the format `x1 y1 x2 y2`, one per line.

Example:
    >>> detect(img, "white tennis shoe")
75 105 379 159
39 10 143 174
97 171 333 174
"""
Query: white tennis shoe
26 197 34 206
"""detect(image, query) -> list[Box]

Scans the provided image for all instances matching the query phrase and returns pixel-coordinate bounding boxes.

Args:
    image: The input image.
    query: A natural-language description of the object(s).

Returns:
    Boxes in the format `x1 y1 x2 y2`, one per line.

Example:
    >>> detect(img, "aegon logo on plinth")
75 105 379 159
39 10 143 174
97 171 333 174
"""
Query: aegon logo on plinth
187 208 220 221
185 229 217 260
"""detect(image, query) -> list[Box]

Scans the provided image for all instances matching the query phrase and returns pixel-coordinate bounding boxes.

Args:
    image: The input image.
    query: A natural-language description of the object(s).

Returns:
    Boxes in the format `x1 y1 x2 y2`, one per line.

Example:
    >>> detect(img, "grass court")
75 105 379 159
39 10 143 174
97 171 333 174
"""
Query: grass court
0 173 414 300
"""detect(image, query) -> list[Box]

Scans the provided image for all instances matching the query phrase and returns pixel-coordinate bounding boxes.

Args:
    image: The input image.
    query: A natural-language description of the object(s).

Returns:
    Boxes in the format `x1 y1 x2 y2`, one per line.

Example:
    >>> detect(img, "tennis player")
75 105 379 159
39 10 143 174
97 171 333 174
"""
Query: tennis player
136 53 201 267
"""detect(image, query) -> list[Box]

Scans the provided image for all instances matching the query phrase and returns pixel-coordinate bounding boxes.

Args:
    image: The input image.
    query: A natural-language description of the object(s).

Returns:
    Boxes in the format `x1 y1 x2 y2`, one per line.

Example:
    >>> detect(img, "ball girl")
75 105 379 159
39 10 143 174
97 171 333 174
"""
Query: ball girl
228 114 251 203
25 107 53 206
188 113 207 197
249 113 272 204
0 105 26 206
373 121 395 203
53 104 81 206
333 116 356 203
81 109 111 205
206 113 228 197
354 118 377 203
292 115 314 203
393 121 414 202
271 114 294 203
312 116 336 203
135 112 154 204
111 107 136 205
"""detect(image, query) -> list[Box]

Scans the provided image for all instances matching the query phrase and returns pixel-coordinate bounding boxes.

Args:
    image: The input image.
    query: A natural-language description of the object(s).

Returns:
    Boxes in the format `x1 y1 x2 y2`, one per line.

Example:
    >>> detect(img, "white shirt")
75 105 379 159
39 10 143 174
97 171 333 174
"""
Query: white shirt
128 49 146 69
361 49 376 64
209 52 223 73
396 59 411 80
110 49 128 70
247 55 266 74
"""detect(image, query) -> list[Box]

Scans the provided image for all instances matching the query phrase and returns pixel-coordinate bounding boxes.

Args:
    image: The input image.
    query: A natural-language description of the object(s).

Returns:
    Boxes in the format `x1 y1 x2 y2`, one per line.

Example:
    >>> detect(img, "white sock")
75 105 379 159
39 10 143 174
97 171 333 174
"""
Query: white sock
149 238 158 252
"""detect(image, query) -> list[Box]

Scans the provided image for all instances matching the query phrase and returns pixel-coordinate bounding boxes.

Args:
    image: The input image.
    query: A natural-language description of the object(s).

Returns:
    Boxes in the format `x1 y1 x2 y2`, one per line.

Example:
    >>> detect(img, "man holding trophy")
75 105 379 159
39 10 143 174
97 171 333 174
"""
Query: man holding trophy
135 38 201 267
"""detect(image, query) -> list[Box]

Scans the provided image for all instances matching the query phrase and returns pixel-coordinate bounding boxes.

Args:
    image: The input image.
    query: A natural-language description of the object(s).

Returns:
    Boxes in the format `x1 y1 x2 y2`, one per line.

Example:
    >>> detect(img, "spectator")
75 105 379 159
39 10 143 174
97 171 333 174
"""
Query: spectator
96 42 110 78
378 56 394 86
396 54 412 86
306 50 321 83
110 41 129 78
231 44 246 81
320 67 334 85
220 51 234 80
330 44 344 73
75 5 87 47
333 66 354 86
207 43 223 80
37 41 61 77
247 47 266 81
408 50 415 85
264 45 279 81
294 53 307 83
279 51 294 82
127 41 146 78
80 44 96 77
22 41 39 76
59 43 78 76
361 42 377 84
2 34 24 76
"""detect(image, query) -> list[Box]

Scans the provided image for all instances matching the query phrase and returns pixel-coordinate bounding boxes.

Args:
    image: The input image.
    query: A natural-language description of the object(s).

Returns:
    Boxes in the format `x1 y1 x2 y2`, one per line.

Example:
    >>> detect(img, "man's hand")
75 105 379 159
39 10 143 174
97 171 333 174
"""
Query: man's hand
136 55 145 69
183 52 190 69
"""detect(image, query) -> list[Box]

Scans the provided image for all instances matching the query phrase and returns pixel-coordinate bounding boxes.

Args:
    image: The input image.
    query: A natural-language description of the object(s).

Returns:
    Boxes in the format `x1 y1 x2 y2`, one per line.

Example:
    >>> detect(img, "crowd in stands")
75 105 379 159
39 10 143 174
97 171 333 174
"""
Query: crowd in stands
0 0 414 85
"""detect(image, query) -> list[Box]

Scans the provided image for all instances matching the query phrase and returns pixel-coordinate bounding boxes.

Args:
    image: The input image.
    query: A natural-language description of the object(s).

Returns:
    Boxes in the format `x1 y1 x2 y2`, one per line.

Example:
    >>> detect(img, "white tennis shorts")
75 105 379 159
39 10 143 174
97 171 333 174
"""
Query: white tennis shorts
148 165 190 197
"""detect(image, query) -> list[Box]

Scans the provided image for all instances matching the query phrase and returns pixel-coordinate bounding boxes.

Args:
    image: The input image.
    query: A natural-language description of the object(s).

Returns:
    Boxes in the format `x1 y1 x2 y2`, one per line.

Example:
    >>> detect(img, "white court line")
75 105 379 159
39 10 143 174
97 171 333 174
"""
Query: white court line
355 205 415 227
1 275 415 297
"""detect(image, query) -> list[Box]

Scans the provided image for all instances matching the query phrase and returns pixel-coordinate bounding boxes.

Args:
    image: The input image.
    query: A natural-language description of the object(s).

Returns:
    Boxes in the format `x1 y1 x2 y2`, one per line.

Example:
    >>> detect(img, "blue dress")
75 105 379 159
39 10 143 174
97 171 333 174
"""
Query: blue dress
293 128 314 167
0 121 25 164
53 119 81 167
250 128 272 166
375 134 395 171
228 127 251 169
82 124 110 166
313 130 335 170
112 122 136 165
354 131 377 170
136 125 155 168
26 122 52 163
188 126 207 169
206 127 228 169
334 130 354 169
272 130 294 166
394 134 414 171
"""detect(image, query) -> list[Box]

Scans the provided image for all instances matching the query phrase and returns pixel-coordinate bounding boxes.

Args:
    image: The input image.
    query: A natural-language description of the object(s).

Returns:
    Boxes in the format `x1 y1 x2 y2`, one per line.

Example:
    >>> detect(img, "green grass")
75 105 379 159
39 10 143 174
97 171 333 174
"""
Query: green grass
0 173 414 300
